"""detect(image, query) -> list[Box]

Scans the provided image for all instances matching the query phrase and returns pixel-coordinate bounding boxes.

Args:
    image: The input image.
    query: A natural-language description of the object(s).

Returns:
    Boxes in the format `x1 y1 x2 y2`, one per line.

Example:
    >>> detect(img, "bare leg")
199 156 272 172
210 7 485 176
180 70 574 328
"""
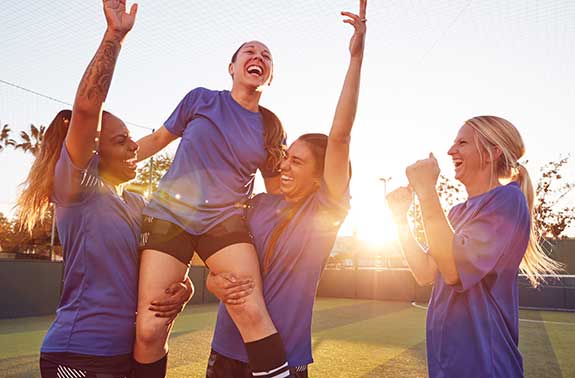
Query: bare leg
205 243 276 342
134 249 188 364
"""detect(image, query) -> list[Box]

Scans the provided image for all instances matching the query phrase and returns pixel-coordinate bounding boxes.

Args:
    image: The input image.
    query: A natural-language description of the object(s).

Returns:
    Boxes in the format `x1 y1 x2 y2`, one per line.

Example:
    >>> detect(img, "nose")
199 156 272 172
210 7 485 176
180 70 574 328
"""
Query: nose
279 157 289 172
447 144 456 156
128 138 139 153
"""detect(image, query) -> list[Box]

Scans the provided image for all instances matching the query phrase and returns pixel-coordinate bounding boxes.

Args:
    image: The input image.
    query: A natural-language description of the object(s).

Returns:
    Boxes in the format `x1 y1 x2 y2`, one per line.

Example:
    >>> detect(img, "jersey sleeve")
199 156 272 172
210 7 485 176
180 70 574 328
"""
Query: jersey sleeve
316 180 351 226
164 88 207 137
451 187 530 292
52 144 100 206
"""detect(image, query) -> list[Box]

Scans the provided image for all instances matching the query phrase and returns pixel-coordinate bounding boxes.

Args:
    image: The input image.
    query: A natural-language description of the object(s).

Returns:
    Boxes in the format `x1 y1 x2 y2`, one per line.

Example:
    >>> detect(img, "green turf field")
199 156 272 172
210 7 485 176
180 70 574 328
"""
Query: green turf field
1 298 574 377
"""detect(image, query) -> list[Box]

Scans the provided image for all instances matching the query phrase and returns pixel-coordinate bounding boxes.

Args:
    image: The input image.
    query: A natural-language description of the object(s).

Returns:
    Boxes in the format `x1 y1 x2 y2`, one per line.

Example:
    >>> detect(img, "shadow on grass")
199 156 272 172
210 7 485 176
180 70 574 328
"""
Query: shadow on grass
362 340 427 378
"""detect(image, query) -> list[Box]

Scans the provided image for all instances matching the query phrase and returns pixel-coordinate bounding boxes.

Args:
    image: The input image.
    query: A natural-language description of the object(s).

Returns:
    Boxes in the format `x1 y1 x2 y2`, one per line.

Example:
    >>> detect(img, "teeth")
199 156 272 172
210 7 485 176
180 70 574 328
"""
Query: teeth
247 65 263 75
281 175 293 181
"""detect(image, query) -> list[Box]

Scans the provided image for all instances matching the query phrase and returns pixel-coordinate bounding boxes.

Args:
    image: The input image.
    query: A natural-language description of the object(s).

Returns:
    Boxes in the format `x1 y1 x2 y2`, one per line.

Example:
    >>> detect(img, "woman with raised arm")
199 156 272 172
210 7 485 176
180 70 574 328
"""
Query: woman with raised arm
132 19 289 378
201 1 367 376
386 116 562 377
16 2 192 377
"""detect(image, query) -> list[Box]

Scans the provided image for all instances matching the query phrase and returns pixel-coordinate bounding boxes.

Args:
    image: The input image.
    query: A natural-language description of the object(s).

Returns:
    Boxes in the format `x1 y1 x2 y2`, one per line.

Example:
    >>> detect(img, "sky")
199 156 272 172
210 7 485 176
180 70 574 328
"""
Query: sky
1 0 574 241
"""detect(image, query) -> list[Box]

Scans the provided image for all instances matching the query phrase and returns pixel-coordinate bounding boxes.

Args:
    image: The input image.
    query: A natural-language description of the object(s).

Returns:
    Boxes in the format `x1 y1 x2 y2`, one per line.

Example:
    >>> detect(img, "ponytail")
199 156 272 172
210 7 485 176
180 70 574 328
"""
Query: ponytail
17 110 71 232
515 163 563 287
259 106 286 174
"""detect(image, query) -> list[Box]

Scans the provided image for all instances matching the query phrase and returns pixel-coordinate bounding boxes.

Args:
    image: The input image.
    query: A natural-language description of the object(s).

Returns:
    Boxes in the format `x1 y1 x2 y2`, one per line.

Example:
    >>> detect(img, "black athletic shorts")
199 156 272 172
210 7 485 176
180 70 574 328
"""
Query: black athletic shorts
139 215 253 265
40 353 132 378
205 349 308 378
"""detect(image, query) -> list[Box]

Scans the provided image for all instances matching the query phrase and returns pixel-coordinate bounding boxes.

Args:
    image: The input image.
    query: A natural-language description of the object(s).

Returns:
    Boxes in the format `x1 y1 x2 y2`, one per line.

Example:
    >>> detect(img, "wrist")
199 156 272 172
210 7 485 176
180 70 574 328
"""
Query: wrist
415 186 438 202
104 28 127 43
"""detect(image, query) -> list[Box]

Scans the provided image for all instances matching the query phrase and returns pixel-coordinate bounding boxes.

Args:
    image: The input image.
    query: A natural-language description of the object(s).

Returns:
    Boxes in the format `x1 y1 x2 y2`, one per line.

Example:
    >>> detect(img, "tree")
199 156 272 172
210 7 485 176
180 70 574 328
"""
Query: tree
532 156 575 239
15 124 45 156
128 153 173 195
0 124 16 152
0 212 14 251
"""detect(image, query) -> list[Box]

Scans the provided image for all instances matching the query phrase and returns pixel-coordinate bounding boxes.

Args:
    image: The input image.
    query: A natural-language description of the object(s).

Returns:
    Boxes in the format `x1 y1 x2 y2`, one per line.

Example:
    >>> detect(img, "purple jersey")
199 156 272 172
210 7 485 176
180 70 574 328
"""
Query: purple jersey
427 182 530 378
144 88 278 235
41 146 145 356
212 183 350 366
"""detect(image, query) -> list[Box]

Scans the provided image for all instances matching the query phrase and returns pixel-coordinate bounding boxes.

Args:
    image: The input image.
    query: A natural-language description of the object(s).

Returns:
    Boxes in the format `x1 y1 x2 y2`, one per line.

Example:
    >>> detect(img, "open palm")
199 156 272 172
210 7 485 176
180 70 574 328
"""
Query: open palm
103 0 138 34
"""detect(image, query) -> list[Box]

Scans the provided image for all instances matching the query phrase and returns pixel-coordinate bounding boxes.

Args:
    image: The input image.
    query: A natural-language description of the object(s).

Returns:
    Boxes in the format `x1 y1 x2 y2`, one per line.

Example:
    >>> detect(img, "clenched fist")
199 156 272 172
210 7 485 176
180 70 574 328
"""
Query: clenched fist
386 186 413 221
405 153 440 196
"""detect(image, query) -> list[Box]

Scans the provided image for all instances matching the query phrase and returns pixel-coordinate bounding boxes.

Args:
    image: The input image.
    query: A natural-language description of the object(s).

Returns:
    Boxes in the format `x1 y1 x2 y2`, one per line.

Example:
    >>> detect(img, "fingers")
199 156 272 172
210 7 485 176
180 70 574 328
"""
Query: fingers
149 303 180 313
224 298 247 305
129 3 138 17
341 11 360 22
165 281 186 295
151 297 179 307
359 0 367 19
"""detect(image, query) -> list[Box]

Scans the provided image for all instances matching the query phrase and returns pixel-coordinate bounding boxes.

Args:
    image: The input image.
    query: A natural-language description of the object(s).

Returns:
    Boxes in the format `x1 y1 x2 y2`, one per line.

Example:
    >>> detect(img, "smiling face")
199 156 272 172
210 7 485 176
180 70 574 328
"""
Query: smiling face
228 41 273 91
448 123 503 195
98 112 139 185
279 139 323 202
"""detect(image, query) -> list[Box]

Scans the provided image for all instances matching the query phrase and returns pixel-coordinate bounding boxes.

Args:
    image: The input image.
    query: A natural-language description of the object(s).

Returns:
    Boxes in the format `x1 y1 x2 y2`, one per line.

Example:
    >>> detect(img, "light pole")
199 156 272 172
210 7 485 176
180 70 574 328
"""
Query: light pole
378 176 392 267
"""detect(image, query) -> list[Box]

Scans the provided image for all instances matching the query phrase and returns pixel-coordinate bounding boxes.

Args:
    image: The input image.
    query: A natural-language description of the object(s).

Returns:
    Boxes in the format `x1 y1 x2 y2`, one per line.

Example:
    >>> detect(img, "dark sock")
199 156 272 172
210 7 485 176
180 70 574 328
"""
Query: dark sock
245 333 290 377
132 354 168 378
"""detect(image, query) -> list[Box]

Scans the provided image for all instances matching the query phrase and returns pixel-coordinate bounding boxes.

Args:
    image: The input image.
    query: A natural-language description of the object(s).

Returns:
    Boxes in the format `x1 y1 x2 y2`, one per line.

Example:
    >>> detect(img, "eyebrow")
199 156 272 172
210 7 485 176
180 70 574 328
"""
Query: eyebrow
244 44 271 56
112 133 129 142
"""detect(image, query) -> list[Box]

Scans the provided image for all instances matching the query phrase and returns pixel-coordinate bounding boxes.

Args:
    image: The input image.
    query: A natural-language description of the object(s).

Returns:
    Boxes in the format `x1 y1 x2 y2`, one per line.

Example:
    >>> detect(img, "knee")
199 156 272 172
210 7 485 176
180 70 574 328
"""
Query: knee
136 314 168 348
226 299 266 327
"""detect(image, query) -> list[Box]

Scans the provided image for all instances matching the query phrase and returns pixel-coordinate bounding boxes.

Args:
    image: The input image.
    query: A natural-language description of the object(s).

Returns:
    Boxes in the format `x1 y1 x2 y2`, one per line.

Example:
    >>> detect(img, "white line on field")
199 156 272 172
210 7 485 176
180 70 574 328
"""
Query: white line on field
410 302 575 326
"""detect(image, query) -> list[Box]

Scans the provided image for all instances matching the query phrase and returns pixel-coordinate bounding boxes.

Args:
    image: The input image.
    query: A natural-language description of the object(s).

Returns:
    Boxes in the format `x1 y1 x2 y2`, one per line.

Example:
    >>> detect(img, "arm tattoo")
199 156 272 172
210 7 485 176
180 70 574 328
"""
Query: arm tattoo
77 39 121 105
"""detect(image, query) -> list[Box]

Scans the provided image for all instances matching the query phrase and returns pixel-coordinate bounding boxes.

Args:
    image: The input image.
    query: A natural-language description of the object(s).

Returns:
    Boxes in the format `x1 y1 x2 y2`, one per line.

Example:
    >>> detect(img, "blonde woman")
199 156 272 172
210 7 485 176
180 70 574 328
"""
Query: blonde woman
387 116 561 378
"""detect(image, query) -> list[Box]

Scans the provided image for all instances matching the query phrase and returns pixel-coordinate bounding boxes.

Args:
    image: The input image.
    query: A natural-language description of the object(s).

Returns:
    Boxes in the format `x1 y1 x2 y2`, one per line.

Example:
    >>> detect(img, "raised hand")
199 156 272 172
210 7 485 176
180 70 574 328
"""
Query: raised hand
387 186 414 221
103 0 138 36
406 153 441 197
341 0 367 59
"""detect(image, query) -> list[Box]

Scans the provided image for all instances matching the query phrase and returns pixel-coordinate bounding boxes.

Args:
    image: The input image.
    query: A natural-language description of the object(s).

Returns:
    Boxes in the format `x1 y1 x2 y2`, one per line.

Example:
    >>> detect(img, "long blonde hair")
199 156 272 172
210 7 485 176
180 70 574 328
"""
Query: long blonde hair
16 110 71 232
465 115 563 287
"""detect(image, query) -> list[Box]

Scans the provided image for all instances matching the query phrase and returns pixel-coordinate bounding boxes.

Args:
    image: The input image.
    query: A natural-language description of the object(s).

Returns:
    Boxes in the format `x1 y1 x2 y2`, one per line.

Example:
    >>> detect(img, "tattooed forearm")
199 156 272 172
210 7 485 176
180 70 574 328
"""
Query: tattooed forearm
76 35 122 107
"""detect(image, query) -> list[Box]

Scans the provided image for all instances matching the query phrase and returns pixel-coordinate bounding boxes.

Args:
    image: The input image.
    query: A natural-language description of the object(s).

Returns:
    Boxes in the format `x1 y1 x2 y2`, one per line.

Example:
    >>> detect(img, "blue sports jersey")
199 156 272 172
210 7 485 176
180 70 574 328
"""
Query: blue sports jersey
212 183 350 366
427 182 530 378
144 88 278 235
41 146 145 356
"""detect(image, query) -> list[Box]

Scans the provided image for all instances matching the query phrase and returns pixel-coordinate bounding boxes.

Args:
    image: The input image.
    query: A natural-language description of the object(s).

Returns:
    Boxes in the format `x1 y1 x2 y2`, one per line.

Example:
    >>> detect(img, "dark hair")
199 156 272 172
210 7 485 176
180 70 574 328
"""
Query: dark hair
231 42 286 172
262 133 330 274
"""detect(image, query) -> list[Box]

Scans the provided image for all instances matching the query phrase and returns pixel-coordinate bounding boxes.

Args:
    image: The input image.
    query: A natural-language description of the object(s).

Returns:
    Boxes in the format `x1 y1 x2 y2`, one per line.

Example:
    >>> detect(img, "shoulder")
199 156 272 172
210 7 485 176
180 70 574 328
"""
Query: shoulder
182 87 219 101
125 190 148 212
486 182 526 209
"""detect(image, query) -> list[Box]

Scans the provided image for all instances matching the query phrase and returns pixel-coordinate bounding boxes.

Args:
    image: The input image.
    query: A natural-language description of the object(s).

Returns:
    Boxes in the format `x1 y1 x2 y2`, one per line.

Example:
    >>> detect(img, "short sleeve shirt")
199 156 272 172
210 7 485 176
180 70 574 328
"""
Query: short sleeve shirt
427 182 530 378
212 183 350 366
41 146 145 356
144 88 279 235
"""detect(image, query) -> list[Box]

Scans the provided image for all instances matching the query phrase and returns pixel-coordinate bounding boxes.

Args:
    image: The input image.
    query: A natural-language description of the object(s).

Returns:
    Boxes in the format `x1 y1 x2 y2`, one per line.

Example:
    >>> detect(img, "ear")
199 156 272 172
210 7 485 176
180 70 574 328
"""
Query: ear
228 62 234 78
488 145 503 163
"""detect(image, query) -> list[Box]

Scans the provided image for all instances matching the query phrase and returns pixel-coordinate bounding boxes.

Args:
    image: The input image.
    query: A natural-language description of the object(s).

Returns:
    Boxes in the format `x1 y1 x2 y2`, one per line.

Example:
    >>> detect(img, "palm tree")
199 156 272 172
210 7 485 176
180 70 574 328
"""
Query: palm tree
0 124 16 152
15 124 45 156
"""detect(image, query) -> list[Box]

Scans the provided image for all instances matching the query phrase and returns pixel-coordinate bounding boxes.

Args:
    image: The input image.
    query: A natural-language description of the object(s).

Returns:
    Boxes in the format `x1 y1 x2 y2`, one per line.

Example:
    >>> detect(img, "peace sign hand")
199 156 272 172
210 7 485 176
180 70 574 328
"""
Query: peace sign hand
341 0 367 59
103 0 138 36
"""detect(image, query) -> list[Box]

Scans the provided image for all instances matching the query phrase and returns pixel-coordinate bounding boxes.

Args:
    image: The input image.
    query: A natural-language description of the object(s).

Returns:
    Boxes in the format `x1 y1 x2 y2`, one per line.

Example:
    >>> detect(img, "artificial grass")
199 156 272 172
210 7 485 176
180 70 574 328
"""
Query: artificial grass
0 298 573 377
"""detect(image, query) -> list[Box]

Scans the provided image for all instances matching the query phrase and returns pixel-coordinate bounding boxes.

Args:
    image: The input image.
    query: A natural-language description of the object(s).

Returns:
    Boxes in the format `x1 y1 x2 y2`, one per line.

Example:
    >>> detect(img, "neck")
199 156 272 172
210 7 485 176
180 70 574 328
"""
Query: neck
464 177 501 198
230 84 262 112
100 173 124 196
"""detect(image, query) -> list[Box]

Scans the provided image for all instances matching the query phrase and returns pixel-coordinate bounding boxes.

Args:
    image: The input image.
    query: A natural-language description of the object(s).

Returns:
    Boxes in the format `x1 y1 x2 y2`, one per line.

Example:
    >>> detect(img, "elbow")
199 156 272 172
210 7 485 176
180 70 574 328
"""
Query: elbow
414 274 435 287
73 102 101 118
443 272 460 286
